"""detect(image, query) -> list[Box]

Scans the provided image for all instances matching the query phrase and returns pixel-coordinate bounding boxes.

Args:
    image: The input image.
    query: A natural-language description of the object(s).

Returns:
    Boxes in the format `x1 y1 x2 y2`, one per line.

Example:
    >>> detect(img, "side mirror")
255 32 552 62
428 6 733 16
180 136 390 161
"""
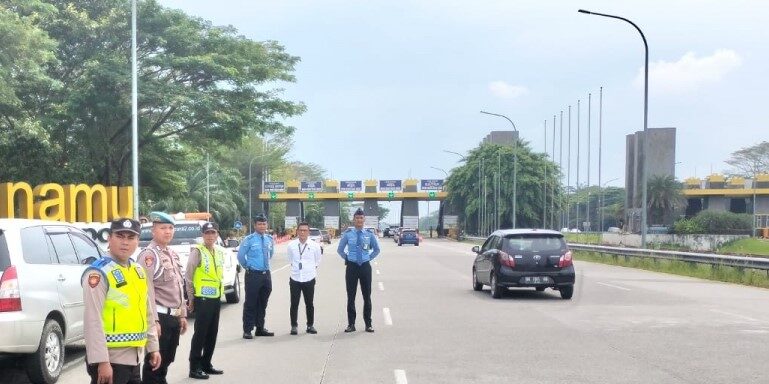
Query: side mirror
471 245 480 254
227 239 240 248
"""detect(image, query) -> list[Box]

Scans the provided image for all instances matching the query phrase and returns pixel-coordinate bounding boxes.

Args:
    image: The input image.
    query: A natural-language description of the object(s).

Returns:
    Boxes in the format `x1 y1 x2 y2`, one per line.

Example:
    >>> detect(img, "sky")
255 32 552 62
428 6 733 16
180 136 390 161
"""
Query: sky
158 0 769 224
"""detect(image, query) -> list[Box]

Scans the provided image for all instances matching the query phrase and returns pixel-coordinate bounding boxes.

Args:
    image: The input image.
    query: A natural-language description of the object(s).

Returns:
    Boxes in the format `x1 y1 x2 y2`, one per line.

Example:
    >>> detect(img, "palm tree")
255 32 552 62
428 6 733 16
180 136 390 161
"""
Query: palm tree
647 174 686 225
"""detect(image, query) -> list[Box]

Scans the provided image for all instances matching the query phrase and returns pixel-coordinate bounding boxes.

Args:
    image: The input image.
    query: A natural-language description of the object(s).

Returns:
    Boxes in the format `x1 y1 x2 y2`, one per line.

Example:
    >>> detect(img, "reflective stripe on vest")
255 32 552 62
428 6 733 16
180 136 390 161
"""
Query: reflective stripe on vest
192 244 224 298
100 259 149 348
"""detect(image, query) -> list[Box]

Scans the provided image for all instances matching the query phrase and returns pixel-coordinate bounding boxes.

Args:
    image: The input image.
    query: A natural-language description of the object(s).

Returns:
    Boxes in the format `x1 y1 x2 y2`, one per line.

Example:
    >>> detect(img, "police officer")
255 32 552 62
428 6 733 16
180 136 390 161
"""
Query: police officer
137 211 188 384
185 222 225 379
237 213 275 338
337 208 381 333
287 222 322 335
82 218 161 384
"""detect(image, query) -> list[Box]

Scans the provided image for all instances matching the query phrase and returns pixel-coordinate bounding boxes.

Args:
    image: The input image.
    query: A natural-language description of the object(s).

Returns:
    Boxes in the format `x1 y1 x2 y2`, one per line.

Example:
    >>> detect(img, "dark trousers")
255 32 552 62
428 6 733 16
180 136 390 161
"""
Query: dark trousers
243 270 272 333
189 296 221 371
289 278 316 327
142 313 180 384
87 363 140 384
345 261 372 327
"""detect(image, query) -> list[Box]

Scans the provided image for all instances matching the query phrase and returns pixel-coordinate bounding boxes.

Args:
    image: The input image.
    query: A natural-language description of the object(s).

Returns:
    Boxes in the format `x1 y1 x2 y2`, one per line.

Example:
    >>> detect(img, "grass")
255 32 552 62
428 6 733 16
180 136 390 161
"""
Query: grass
717 238 769 257
574 250 769 289
563 232 601 245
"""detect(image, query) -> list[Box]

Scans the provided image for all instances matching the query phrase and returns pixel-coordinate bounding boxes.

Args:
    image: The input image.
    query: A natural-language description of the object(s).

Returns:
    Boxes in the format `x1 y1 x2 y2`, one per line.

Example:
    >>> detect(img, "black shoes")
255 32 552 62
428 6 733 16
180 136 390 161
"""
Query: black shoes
365 325 375 333
203 367 223 375
290 326 298 335
255 328 275 337
306 326 317 334
242 332 253 339
344 325 356 333
189 369 209 380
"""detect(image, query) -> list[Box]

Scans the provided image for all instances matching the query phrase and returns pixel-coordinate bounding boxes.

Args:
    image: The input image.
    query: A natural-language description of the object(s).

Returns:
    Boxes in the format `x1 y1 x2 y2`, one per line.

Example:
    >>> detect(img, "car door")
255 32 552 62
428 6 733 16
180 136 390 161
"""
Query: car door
66 230 104 341
46 227 90 343
475 236 498 284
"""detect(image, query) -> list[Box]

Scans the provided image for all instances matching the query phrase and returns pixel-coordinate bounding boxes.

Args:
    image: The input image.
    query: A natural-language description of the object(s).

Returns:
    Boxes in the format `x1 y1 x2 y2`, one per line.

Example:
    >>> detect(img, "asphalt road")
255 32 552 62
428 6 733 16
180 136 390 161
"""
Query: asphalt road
15 237 769 383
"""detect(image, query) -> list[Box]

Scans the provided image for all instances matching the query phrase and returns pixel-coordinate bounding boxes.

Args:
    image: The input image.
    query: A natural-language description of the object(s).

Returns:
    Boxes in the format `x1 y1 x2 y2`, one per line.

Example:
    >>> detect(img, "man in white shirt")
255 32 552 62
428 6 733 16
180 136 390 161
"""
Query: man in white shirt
287 222 323 335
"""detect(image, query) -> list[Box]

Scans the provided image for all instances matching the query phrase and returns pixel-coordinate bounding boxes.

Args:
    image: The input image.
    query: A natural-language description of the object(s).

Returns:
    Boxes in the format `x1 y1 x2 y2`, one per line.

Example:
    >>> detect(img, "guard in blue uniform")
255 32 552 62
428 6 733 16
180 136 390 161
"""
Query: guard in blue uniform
237 213 275 338
337 208 381 332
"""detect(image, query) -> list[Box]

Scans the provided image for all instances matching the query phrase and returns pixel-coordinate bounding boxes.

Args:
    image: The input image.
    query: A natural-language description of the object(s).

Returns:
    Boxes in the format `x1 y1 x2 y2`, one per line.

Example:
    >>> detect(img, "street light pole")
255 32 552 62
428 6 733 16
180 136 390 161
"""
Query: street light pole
443 149 467 161
131 0 139 219
579 8 650 247
600 177 620 232
480 111 518 229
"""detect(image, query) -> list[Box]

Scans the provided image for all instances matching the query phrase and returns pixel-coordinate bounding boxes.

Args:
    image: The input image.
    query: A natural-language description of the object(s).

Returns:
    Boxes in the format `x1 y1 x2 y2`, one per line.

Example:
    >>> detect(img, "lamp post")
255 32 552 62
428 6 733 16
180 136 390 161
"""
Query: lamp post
579 8 650 247
131 0 139 219
480 111 518 228
248 155 268 233
600 177 620 232
443 149 467 161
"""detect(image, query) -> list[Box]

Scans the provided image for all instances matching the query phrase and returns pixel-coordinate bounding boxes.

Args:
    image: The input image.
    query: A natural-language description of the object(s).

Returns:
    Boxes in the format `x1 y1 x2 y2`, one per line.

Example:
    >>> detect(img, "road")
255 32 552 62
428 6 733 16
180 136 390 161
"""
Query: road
15 237 769 383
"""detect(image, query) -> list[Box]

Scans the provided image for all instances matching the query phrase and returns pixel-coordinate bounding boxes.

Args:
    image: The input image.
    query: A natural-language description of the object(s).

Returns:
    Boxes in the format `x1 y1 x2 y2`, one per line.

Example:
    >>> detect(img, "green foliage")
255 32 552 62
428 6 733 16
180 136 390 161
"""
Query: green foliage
718 238 769 256
672 218 705 234
689 211 752 235
725 141 769 176
563 232 601 245
646 174 686 225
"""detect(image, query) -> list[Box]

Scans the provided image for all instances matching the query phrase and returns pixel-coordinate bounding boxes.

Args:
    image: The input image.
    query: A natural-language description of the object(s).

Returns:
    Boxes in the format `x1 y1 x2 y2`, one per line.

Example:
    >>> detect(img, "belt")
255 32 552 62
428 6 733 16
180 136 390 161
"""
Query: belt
157 305 183 317
246 269 269 275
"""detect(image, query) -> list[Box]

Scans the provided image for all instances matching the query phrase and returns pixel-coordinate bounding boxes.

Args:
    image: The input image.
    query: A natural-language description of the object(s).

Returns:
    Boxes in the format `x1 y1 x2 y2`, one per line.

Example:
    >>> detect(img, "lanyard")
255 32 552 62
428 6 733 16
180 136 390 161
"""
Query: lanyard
297 242 308 270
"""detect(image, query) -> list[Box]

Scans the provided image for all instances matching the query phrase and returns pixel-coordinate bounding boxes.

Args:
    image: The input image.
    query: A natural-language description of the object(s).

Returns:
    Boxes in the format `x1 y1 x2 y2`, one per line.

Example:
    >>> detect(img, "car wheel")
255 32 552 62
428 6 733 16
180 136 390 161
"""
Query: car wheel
490 272 502 299
415 242 419 246
398 242 402 246
26 319 64 384
535 286 546 292
472 268 483 291
559 285 574 300
225 273 241 304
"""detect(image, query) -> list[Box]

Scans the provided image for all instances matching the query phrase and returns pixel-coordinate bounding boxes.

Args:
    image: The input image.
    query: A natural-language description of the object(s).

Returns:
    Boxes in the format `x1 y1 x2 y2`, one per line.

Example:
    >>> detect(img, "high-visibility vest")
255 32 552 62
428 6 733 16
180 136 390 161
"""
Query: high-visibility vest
89 258 149 348
192 244 224 298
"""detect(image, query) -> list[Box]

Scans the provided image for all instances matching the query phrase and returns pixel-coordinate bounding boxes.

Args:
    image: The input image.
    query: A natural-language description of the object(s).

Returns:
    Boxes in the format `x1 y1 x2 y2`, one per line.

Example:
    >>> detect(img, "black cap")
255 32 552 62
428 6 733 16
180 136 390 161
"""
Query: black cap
354 208 365 216
110 218 141 235
201 222 219 233
253 213 267 222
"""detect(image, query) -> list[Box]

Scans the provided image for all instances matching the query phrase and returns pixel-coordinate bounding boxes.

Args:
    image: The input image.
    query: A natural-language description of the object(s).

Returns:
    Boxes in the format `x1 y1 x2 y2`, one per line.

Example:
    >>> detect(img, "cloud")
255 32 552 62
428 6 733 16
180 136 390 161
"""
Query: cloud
635 49 742 94
488 81 528 99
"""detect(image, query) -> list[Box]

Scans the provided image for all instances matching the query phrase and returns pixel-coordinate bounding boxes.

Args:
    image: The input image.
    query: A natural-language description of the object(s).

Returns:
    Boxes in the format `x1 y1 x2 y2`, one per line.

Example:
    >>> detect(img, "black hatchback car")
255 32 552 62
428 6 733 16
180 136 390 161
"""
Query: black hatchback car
472 229 575 299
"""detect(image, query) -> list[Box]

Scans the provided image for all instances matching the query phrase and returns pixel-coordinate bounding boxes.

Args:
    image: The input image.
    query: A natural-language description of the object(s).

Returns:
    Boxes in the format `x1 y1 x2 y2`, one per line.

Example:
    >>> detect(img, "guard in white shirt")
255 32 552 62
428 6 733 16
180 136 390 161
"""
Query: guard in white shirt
287 222 323 335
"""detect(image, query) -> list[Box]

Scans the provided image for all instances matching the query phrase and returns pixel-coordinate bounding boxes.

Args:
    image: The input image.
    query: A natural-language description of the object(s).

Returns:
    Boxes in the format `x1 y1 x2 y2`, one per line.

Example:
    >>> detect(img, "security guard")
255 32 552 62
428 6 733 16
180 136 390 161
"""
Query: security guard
137 211 188 384
185 222 225 379
237 213 275 338
82 218 160 384
337 208 381 333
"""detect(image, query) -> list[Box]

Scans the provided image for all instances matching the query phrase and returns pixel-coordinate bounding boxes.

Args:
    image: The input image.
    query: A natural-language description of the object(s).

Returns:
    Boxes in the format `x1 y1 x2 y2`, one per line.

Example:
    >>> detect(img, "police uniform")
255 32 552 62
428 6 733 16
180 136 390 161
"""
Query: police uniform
237 213 275 338
82 219 159 384
137 211 187 384
185 222 225 379
336 208 381 332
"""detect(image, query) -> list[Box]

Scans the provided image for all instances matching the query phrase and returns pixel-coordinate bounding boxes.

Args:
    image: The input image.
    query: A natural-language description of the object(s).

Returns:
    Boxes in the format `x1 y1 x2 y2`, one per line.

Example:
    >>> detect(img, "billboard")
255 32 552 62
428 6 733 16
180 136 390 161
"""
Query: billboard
263 181 285 192
420 179 444 190
379 179 402 191
300 181 323 192
339 180 362 192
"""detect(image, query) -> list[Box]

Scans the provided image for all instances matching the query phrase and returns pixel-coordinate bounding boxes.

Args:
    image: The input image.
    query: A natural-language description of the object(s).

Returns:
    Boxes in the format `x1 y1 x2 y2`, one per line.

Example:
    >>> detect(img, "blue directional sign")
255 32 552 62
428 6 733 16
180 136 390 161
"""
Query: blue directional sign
233 220 243 230
420 179 444 190
300 181 323 192
379 180 402 191
263 181 285 192
340 180 362 192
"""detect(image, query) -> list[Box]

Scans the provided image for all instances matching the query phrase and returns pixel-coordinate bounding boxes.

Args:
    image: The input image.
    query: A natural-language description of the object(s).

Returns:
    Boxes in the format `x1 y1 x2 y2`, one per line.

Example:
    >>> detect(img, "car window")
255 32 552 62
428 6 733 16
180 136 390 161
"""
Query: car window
20 226 55 264
480 236 496 252
174 223 202 239
309 229 321 236
503 235 565 253
70 232 102 261
0 230 11 271
49 233 80 265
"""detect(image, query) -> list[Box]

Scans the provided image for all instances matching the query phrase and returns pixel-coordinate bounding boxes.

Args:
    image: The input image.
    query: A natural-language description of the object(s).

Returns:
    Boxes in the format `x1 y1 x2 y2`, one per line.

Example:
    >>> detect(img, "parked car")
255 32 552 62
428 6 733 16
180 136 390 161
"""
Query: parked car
364 226 380 238
471 229 575 299
308 227 325 254
138 220 241 304
320 229 332 244
1 219 106 384
398 229 420 246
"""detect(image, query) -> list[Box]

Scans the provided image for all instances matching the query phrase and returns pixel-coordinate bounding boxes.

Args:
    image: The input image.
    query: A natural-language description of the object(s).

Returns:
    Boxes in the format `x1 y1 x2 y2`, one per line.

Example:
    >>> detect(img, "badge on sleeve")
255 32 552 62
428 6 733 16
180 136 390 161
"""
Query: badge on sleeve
144 253 154 268
135 266 145 279
87 272 100 288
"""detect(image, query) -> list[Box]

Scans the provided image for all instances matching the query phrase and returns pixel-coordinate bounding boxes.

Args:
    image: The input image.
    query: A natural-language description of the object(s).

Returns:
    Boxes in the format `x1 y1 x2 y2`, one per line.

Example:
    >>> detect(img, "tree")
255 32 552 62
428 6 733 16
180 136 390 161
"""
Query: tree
725 141 769 177
647 174 686 225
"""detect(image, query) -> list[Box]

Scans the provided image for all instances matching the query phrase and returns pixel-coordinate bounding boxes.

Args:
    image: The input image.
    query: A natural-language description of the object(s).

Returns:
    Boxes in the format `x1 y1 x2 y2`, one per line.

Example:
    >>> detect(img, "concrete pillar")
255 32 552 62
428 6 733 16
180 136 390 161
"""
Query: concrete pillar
323 180 340 231
401 179 419 229
285 180 301 230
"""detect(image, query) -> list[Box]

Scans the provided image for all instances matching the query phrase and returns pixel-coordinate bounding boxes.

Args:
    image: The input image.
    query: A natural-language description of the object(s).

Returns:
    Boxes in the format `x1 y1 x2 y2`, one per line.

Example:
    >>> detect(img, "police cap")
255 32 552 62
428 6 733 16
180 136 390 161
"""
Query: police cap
149 211 175 225
253 213 267 222
110 218 141 235
201 222 219 233
353 208 365 216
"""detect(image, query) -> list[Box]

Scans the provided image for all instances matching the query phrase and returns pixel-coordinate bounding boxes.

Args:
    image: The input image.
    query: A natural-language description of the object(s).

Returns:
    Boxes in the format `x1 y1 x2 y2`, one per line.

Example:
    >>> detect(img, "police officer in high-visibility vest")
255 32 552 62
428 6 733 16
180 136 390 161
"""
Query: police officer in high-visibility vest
184 222 225 379
82 218 161 384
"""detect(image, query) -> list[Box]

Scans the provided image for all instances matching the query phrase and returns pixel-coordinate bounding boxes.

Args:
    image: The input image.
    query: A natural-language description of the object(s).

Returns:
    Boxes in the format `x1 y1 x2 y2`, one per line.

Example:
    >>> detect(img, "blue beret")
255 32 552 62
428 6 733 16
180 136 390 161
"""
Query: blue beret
354 208 365 216
149 211 175 224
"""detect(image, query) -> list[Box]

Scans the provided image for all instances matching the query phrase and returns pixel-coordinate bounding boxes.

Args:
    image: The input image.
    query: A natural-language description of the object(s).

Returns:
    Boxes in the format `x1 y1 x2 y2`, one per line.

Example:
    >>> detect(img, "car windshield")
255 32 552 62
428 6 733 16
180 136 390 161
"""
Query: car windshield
503 235 565 253
309 229 321 236
140 223 203 245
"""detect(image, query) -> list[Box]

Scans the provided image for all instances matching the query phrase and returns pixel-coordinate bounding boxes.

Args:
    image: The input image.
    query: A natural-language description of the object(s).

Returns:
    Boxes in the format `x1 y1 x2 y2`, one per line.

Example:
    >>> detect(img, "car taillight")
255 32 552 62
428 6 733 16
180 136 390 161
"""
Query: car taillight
0 265 22 312
558 251 573 268
499 251 515 268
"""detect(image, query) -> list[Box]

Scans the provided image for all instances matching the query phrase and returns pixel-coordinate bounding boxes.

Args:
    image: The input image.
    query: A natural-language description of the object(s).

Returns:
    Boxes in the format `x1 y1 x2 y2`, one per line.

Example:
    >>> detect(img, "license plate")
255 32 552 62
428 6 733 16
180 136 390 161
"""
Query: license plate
521 276 551 284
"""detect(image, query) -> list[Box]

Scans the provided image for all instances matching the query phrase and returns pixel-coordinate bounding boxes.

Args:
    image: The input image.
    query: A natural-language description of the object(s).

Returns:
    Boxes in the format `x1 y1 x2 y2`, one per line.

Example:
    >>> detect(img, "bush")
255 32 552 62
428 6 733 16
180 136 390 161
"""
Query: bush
674 211 752 235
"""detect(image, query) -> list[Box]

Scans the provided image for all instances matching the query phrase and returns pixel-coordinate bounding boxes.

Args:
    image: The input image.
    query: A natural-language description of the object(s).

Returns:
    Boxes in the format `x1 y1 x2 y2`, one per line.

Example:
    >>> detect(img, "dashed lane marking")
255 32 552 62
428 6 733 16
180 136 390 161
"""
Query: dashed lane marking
596 281 631 291
383 307 393 325
378 282 384 291
394 369 408 384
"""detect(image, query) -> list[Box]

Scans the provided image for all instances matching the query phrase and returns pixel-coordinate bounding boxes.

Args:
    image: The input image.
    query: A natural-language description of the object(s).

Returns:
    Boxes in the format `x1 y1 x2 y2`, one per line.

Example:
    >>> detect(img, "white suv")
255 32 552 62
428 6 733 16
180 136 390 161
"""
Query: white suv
138 221 241 304
0 219 106 384
308 228 325 254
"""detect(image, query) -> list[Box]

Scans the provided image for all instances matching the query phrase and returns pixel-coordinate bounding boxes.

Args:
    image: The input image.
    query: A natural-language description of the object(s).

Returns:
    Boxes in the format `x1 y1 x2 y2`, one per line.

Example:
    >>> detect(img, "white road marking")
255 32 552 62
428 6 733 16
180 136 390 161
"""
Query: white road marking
394 369 408 384
378 282 385 291
376 269 381 275
596 281 631 291
710 309 759 322
272 263 290 273
383 307 393 325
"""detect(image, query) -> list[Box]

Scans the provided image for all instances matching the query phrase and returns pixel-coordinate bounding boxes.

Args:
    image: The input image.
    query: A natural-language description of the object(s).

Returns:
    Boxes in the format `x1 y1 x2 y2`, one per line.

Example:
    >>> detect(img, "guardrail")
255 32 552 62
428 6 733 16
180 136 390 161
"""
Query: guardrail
569 243 769 271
